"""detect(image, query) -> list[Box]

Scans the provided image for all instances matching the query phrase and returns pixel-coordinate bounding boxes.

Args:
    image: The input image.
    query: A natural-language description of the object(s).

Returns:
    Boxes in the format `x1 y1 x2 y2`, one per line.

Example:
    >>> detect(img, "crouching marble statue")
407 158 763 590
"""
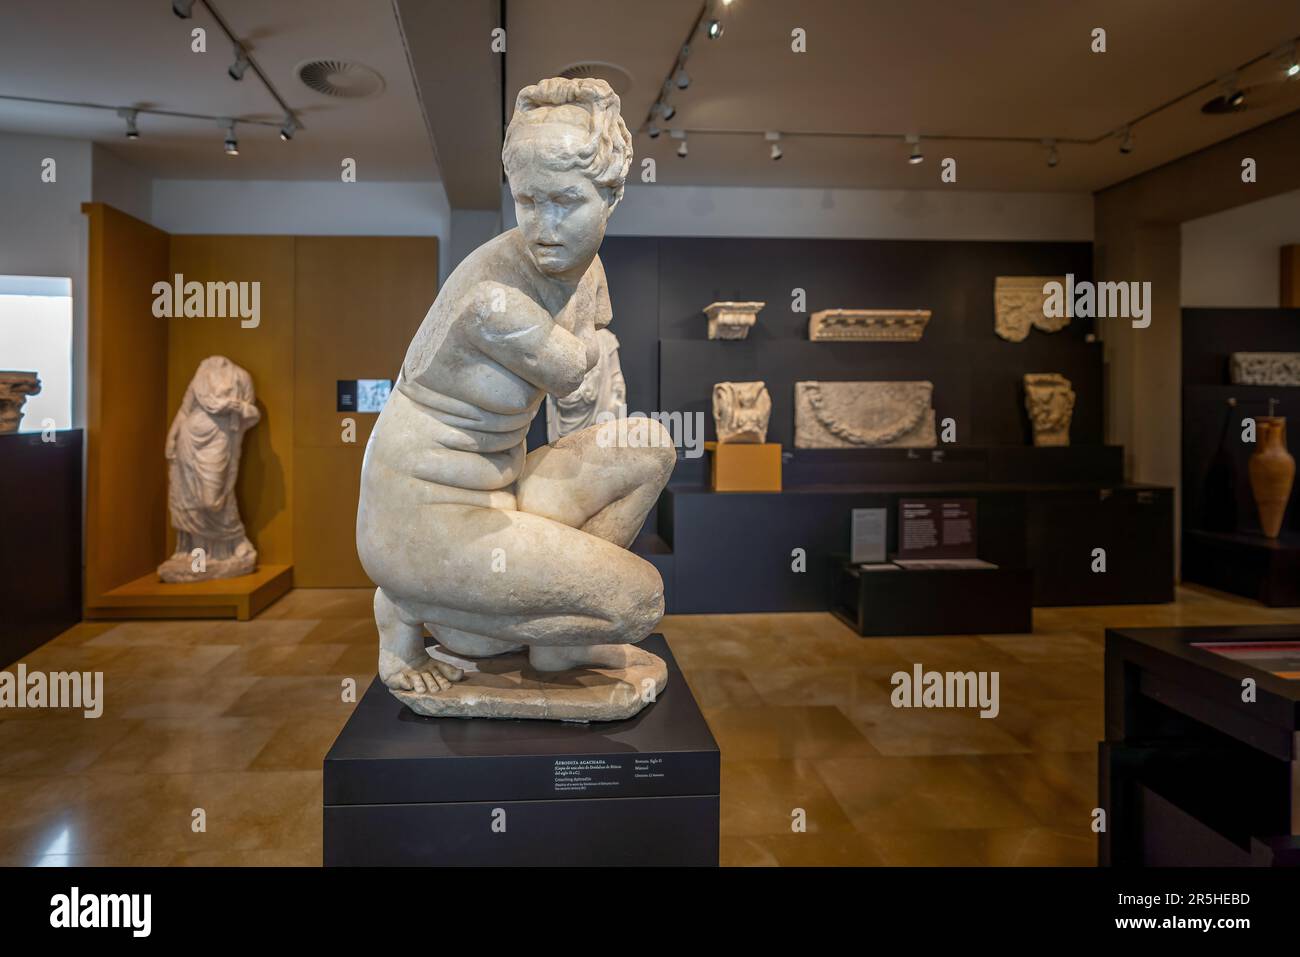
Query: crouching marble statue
357 78 675 721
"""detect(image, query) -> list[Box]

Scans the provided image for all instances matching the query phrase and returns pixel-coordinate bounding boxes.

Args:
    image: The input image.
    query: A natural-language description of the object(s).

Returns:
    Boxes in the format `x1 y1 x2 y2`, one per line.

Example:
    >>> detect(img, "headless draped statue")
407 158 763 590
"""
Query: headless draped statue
159 356 260 582
356 77 675 721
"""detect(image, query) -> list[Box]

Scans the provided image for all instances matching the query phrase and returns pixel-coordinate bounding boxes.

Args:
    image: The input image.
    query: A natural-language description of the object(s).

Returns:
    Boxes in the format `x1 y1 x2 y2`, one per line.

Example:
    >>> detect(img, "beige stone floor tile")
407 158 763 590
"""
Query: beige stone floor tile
332 642 380 676
249 714 349 771
220 676 362 717
220 643 350 677
300 618 376 645
97 675 261 720
681 667 765 708
256 588 374 620
90 643 239 679
0 718 140 775
89 717 283 774
837 695 1032 757
703 706 878 760
720 759 857 837
724 832 886 866
3 584 1291 867
812 755 1040 832
866 826 1095 866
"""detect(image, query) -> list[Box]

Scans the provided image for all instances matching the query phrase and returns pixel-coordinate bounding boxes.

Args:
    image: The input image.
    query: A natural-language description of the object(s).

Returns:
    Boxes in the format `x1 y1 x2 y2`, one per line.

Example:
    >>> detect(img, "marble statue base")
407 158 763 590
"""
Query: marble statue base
393 642 668 721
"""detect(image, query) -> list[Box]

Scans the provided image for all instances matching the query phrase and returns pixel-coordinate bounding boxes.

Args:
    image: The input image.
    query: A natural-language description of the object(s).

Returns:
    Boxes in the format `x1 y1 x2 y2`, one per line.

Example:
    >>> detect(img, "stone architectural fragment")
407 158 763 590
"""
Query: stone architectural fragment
1023 373 1075 447
1230 352 1300 387
794 381 937 448
712 380 771 443
0 371 41 433
995 276 1069 342
808 308 930 341
703 301 764 340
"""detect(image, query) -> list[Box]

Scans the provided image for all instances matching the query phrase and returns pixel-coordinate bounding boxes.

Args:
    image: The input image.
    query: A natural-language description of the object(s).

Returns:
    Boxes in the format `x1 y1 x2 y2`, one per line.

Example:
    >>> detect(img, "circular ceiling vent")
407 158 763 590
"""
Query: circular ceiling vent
556 61 633 95
296 59 385 99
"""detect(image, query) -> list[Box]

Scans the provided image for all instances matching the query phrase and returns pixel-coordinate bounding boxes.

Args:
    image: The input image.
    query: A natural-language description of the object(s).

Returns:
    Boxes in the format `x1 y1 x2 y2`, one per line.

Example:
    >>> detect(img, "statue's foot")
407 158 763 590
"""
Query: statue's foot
379 649 464 695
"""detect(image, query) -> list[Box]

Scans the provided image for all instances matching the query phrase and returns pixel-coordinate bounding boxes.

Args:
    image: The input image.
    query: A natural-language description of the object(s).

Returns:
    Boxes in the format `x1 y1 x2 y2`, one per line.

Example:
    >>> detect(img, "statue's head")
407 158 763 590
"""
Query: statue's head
503 77 632 278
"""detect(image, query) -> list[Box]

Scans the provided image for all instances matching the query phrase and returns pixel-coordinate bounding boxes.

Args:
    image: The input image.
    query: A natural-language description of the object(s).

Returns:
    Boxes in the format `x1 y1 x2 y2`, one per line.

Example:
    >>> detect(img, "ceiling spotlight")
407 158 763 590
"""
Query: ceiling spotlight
675 67 690 89
671 129 687 158
706 19 724 40
647 122 661 139
172 0 196 17
905 134 923 165
1201 72 1246 114
1118 127 1134 154
766 131 782 161
221 119 238 156
677 140 688 158
228 44 249 81
1274 42 1299 79
1043 138 1058 168
117 108 140 140
660 102 676 121
279 115 298 141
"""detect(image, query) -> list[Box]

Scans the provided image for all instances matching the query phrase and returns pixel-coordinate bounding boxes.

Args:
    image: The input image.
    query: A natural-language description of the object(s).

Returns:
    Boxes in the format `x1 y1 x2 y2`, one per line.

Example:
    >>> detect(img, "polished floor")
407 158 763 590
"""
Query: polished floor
2 585 1298 866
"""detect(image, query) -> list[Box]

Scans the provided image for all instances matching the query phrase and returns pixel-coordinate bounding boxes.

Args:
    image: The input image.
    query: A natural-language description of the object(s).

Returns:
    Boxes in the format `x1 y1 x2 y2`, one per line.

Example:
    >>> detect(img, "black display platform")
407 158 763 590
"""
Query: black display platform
1182 528 1300 607
662 479 1172 613
831 559 1033 636
323 635 720 866
0 429 82 666
1101 625 1300 867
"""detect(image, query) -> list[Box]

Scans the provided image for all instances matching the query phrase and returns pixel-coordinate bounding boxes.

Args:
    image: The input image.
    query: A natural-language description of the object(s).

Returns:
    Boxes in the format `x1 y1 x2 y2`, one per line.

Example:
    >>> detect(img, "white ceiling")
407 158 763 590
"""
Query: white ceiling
0 0 437 181
507 0 1300 192
2 1 1296 193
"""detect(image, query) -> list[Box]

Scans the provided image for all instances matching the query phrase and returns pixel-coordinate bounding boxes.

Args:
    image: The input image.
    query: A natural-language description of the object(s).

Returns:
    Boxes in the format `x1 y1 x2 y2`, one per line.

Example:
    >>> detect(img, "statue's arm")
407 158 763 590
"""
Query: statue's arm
464 281 593 397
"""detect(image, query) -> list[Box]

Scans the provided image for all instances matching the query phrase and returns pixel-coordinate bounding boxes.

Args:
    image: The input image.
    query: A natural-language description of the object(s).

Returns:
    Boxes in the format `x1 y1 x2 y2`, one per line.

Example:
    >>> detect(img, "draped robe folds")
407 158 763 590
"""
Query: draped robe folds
158 356 260 581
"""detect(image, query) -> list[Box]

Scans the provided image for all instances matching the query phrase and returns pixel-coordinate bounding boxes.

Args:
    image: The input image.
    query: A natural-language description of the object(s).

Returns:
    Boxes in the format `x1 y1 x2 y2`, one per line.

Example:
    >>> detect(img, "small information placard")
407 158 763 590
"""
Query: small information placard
337 378 393 413
850 507 888 564
898 498 977 560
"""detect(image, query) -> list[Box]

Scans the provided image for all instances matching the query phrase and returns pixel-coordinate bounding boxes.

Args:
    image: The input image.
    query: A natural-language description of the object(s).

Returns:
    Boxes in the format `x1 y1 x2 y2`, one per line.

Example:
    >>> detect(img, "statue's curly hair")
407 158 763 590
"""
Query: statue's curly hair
502 77 633 208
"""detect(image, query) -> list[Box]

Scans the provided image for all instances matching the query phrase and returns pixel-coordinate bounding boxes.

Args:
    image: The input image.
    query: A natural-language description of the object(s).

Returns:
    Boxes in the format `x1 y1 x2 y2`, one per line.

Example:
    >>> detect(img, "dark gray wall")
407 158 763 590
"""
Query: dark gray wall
531 235 1098 451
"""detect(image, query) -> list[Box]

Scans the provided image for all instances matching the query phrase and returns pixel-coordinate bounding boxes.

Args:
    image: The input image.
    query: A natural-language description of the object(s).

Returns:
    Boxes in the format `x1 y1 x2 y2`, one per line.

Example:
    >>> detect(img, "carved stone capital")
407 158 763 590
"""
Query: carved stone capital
713 380 771 443
0 370 42 433
703 301 764 340
1023 372 1075 447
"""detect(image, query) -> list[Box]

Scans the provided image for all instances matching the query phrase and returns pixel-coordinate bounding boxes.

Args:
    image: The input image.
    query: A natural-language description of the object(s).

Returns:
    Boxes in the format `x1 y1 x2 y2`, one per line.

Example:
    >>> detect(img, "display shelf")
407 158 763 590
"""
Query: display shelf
1101 625 1300 866
831 557 1032 636
86 563 293 621
1182 528 1300 607
668 444 1125 489
0 429 82 666
659 481 1172 613
323 634 719 866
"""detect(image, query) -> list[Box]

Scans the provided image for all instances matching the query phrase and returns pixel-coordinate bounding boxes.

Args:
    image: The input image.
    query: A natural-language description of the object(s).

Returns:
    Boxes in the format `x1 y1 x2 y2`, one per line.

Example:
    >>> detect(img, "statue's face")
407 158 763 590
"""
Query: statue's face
508 126 610 278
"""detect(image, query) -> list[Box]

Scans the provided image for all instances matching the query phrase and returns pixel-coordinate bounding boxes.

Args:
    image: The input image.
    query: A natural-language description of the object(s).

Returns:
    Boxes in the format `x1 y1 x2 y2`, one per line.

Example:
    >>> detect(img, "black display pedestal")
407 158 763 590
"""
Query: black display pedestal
323 635 720 866
1101 625 1300 866
1182 528 1300 607
830 557 1033 636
